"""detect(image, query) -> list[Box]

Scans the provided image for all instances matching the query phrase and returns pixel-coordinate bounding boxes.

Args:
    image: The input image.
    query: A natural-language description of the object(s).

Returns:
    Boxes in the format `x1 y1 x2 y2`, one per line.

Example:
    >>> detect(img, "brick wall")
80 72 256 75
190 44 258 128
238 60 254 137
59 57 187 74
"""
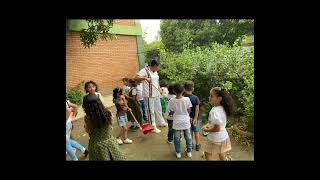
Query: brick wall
66 24 139 95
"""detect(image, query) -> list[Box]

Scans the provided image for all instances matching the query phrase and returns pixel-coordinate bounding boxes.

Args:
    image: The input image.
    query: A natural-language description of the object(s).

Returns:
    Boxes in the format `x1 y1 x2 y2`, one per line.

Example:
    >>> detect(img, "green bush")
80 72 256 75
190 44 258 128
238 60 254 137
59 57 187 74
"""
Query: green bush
159 43 254 132
66 81 85 106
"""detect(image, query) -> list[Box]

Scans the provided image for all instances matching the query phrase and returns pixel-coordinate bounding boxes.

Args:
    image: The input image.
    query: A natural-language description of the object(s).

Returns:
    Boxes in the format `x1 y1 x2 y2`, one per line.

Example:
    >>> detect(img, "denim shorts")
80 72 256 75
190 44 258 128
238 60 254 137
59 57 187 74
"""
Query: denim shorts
117 115 128 127
191 118 201 132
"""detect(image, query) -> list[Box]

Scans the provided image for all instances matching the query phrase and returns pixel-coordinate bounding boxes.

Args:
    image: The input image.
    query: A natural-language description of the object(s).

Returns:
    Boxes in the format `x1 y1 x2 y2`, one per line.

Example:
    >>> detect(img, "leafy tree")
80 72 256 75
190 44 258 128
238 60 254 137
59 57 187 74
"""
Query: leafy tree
76 19 115 48
144 40 165 64
160 19 254 52
159 43 254 132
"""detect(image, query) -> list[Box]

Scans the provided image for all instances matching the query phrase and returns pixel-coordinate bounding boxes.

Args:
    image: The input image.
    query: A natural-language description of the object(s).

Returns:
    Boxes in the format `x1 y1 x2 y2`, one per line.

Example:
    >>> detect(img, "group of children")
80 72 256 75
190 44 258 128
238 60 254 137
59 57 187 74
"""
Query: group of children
162 81 236 160
66 75 236 160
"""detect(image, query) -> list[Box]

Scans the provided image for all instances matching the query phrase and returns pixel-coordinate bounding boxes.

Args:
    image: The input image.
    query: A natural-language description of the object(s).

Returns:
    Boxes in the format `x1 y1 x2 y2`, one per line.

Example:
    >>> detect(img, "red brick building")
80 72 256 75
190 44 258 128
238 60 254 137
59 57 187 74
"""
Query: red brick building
66 19 145 94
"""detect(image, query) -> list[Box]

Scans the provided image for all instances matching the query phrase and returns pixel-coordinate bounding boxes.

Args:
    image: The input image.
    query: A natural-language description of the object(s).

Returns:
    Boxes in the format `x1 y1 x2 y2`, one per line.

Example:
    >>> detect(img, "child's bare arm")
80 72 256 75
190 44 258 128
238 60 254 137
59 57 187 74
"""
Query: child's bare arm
204 124 220 132
136 75 151 82
193 105 199 124
187 108 191 114
66 107 72 120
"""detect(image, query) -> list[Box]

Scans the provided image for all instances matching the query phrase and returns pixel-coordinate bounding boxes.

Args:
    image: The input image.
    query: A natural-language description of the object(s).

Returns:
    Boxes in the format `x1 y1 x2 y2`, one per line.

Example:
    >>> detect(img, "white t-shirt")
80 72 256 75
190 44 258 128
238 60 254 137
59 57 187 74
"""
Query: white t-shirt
123 86 130 95
136 83 143 101
138 67 160 98
131 87 137 96
207 106 229 143
167 97 192 130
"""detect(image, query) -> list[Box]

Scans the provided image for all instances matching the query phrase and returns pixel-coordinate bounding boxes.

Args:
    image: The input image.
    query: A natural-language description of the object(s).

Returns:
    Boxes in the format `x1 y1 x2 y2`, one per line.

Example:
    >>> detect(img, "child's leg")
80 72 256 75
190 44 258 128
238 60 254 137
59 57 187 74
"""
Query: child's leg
70 139 86 153
219 153 227 160
195 132 200 145
140 100 147 122
122 125 128 140
191 131 195 146
205 152 213 160
66 139 78 161
167 120 173 142
116 116 123 139
117 128 123 139
183 129 193 153
194 120 201 145
173 129 181 153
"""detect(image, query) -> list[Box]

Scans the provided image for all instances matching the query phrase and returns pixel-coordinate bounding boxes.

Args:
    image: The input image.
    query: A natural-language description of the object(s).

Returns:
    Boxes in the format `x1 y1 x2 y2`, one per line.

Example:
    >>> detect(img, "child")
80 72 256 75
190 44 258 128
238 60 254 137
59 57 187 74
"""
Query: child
136 82 148 123
66 106 88 161
160 87 168 117
113 87 133 145
66 99 78 140
82 93 126 160
202 87 236 160
164 83 176 144
184 80 201 151
126 79 143 131
167 82 193 158
84 80 106 106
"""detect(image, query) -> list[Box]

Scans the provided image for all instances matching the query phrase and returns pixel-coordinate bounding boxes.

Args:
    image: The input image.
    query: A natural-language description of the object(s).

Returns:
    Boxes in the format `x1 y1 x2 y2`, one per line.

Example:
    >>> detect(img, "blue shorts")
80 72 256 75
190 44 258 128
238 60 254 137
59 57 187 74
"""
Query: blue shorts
191 118 201 132
117 115 128 127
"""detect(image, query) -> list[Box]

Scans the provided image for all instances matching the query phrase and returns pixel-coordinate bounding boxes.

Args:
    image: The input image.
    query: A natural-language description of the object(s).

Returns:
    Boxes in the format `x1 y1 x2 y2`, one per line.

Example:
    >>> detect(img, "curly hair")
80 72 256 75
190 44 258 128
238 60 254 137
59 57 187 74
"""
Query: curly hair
112 87 123 103
211 87 237 117
82 93 112 129
84 80 99 93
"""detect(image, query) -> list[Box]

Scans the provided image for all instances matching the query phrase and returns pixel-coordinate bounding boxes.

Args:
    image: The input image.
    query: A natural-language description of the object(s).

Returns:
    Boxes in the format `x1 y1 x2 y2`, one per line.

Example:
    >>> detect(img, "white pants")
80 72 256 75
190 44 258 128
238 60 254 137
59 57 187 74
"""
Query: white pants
144 96 166 128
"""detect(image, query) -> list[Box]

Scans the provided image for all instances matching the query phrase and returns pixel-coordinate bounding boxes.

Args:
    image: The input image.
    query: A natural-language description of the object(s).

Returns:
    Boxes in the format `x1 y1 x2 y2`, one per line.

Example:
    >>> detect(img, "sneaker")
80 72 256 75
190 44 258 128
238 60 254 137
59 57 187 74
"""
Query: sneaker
152 128 161 133
176 152 181 158
123 138 133 144
195 144 201 151
84 149 89 158
167 140 173 144
187 152 192 157
117 138 123 145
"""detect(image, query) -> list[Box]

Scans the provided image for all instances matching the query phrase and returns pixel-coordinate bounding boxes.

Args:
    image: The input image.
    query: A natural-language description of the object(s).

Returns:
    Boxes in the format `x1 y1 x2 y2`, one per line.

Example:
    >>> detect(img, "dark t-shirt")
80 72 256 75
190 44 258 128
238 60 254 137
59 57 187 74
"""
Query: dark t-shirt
184 93 200 119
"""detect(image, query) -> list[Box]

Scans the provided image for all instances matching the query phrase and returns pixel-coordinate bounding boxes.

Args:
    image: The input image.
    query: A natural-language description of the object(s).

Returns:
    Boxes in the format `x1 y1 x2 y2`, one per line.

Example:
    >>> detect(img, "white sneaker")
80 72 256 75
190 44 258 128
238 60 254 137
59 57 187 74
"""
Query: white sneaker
123 138 133 144
159 123 168 127
152 128 161 133
117 138 123 145
187 152 192 157
176 152 181 158
167 140 173 144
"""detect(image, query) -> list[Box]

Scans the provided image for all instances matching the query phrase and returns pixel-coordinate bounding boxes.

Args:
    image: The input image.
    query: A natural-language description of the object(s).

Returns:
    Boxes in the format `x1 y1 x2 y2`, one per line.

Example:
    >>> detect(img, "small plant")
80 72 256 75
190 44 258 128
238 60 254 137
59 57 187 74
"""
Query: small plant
66 81 85 105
